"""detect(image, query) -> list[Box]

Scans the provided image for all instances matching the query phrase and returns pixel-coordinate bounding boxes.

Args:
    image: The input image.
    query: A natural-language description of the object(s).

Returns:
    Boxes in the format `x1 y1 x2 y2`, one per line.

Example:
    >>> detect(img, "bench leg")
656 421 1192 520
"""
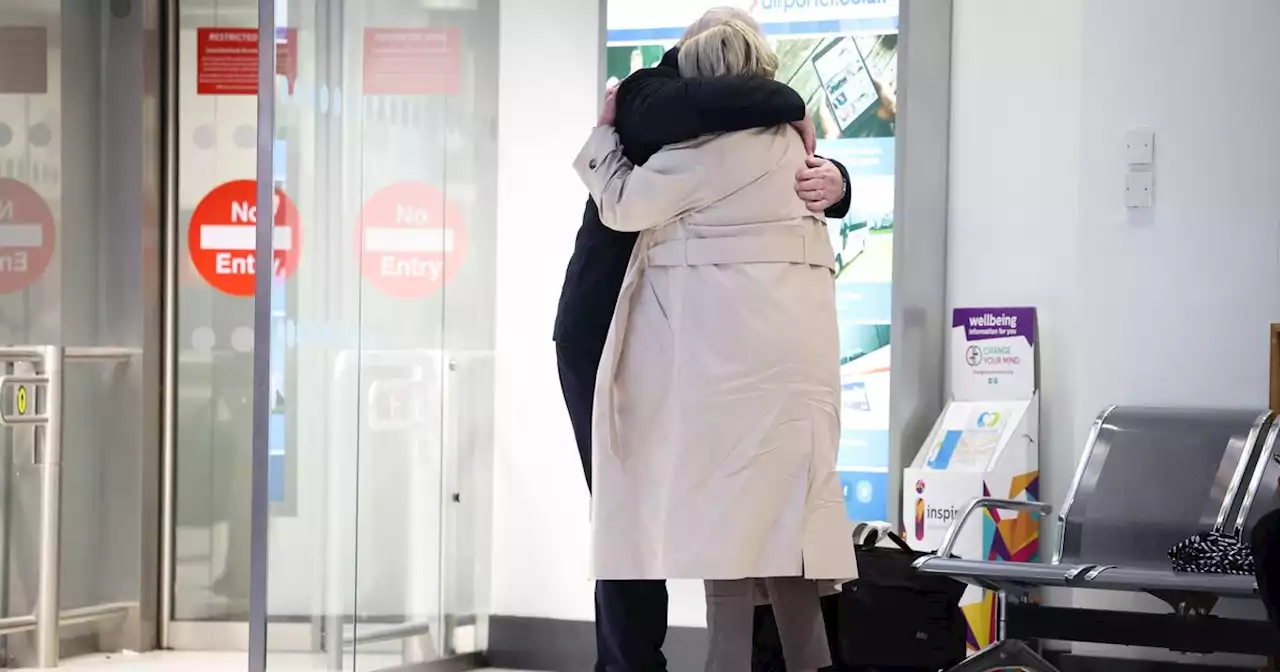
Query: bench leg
944 639 1059 672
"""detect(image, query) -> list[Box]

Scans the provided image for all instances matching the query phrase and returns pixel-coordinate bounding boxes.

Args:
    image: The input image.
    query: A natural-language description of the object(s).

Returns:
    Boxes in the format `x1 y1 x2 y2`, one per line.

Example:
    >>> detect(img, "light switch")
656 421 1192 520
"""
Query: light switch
1125 171 1154 208
1124 128 1155 165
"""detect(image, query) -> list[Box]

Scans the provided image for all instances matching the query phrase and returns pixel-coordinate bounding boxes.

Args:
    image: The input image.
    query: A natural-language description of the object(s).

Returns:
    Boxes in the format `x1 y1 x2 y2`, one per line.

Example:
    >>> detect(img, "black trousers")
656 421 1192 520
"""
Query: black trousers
558 339 669 672
557 339 824 671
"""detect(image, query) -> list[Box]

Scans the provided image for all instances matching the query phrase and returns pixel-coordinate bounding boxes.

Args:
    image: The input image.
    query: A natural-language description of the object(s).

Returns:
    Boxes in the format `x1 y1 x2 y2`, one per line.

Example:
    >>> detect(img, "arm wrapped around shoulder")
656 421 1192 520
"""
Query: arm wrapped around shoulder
616 69 805 152
573 125 705 233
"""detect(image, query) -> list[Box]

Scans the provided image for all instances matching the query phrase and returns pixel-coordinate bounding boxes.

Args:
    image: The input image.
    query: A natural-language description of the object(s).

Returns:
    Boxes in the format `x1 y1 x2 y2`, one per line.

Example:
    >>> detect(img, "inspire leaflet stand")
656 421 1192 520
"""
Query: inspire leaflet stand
903 307 1041 652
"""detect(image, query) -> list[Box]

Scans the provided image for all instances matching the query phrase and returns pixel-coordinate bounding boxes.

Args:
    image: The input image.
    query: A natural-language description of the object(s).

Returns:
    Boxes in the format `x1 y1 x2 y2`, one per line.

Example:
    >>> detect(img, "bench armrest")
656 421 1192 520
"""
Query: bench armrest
937 497 1054 558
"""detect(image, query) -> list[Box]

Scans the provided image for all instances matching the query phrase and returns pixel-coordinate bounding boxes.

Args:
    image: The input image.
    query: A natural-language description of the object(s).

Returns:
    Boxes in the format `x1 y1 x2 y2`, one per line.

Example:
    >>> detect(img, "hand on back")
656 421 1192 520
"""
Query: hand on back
789 112 817 156
599 85 620 127
795 156 844 214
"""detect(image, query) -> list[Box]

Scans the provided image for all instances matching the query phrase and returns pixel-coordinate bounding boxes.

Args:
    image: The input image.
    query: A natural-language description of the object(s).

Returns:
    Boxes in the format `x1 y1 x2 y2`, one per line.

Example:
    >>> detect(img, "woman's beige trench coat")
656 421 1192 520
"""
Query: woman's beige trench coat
573 124 857 582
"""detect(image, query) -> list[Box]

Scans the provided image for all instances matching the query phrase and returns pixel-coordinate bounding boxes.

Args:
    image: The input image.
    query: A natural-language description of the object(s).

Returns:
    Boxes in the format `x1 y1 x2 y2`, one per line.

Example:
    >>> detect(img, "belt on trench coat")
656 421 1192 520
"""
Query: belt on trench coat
594 224 836 464
646 230 836 270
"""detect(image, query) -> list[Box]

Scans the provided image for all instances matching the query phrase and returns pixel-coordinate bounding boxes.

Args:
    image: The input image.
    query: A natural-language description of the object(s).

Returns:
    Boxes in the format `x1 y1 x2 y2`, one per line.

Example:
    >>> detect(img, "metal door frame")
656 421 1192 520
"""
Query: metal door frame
157 0 180 649
155 0 324 655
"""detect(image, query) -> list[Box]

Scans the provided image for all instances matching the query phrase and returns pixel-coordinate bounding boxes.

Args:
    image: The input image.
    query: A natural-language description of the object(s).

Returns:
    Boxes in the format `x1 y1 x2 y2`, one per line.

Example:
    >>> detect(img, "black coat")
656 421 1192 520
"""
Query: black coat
554 49 852 348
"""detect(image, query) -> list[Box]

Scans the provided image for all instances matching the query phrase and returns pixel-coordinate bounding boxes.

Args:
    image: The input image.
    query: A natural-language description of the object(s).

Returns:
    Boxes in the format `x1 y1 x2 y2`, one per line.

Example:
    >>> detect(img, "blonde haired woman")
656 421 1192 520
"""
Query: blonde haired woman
574 15 855 672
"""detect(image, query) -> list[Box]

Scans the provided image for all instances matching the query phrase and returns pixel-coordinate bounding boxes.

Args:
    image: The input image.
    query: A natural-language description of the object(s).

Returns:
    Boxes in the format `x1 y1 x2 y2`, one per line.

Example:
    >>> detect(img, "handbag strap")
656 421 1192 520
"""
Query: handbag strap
880 531 916 554
853 523 917 553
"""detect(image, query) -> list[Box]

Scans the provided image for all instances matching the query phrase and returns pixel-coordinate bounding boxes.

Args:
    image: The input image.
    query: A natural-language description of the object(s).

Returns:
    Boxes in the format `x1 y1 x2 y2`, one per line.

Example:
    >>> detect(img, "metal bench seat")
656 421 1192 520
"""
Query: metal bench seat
915 524 1261 600
911 555 1096 592
909 406 1280 671
1085 565 1258 599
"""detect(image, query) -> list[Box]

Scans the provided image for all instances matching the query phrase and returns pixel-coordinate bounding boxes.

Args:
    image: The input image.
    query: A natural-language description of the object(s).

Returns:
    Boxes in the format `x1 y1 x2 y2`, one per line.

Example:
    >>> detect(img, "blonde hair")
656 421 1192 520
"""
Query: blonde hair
678 18 778 79
680 6 763 44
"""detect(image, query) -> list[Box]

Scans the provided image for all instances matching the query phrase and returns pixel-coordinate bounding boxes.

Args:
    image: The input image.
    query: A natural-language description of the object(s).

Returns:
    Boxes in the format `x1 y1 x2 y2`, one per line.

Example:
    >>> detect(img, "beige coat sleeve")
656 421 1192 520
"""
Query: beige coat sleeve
573 125 705 232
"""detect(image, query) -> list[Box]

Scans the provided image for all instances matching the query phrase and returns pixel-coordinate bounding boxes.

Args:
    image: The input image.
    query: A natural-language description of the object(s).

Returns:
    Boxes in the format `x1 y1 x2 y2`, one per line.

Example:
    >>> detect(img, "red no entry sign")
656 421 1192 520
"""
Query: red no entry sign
356 182 466 298
188 180 301 297
0 178 55 294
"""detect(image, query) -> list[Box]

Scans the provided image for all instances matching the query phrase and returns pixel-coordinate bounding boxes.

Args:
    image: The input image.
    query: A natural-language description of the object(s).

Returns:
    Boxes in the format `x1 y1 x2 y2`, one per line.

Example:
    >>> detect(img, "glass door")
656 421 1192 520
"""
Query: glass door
164 0 502 668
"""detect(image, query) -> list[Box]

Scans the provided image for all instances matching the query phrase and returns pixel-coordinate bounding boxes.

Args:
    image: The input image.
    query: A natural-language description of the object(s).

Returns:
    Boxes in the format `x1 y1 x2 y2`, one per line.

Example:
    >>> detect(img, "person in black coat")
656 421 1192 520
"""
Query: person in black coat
1253 507 1280 625
554 41 853 672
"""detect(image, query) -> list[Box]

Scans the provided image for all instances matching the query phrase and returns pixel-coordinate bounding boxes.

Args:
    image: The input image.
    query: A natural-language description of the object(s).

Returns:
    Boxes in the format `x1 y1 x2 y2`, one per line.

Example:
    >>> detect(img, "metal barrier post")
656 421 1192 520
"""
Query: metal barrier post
35 345 63 669
0 360 14 666
0 345 141 669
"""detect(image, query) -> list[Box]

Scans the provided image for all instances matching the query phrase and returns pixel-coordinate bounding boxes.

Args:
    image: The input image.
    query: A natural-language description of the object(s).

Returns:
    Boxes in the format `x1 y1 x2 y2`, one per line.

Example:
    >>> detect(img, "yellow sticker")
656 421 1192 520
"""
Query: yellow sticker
15 386 27 416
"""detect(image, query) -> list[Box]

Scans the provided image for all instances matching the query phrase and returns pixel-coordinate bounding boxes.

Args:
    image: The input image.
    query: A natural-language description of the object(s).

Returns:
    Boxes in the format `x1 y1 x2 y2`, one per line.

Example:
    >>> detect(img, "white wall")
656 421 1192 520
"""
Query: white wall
950 0 1280 659
491 0 707 628
948 0 1082 528
1072 0 1280 414
492 0 596 622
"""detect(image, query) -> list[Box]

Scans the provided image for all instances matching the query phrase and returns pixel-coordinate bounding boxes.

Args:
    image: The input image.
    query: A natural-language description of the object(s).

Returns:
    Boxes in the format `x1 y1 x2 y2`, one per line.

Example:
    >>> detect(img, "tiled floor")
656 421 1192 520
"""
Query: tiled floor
15 651 527 671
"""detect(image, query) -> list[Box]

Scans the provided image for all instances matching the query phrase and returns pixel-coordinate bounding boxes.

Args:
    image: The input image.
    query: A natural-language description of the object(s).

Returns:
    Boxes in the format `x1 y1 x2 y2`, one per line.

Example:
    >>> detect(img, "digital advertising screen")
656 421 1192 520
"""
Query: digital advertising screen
606 0 899 523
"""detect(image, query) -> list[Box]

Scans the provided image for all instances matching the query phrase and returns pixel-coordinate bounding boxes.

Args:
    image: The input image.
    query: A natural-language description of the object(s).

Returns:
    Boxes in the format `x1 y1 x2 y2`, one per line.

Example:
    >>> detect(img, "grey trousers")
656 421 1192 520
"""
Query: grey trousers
704 577 831 672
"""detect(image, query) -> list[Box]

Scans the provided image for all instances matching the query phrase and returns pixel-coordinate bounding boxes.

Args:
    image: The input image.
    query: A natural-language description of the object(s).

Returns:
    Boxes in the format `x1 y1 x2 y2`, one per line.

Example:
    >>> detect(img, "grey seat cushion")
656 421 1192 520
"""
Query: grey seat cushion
1086 566 1257 598
913 558 1093 588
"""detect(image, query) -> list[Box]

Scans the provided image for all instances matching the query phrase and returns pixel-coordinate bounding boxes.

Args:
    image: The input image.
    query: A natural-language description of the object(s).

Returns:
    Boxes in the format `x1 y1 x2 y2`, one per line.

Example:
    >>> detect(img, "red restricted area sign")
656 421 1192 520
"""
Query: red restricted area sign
0 27 48 94
196 27 299 95
188 180 301 297
356 182 466 298
362 28 460 95
0 178 55 293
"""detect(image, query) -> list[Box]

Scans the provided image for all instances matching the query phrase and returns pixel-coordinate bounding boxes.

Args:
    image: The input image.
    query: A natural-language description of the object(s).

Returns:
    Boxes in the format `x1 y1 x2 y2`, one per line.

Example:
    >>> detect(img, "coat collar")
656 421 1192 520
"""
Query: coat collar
659 47 680 71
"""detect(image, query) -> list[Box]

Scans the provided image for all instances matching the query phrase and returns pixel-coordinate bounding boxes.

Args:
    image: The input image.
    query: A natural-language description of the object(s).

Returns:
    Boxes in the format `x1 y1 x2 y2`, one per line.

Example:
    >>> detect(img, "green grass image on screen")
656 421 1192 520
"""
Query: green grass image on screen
606 45 666 86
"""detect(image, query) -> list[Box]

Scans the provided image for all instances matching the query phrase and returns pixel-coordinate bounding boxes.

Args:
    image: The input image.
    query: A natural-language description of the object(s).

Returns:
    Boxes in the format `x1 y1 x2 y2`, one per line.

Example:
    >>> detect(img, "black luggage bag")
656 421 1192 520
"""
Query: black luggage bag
752 525 968 672
837 526 968 671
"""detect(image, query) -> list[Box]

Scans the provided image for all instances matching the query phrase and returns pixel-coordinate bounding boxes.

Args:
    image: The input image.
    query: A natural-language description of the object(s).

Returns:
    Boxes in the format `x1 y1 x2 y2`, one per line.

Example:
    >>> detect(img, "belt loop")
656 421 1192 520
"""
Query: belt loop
682 238 691 266
801 232 810 266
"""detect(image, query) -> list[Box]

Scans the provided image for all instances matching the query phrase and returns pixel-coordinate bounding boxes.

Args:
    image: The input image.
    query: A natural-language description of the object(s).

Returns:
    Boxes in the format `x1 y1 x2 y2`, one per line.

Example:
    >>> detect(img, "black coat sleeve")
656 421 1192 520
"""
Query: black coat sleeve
823 159 853 219
615 69 806 156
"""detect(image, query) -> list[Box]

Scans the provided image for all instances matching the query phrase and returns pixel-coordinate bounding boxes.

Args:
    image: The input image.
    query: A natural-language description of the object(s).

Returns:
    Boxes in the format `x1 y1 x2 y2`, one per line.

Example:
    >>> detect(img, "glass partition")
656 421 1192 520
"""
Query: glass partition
172 0 260 627
170 0 495 667
0 0 161 666
257 0 497 668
